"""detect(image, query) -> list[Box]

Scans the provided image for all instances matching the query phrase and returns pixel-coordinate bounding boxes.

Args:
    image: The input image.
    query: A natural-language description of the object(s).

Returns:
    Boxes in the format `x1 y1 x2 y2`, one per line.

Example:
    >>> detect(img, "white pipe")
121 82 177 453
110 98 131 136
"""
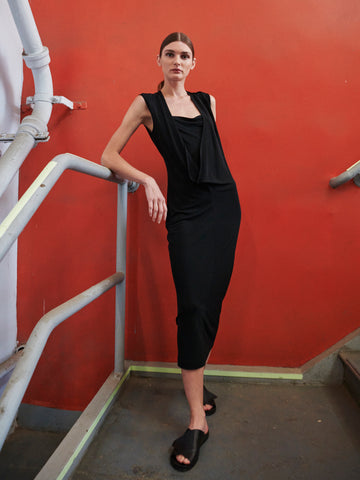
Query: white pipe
0 0 53 199
6 0 43 53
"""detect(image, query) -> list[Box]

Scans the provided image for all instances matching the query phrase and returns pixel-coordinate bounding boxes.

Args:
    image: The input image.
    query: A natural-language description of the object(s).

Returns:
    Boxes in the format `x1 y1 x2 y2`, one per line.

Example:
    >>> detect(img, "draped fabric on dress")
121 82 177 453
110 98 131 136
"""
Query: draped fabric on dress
141 91 241 369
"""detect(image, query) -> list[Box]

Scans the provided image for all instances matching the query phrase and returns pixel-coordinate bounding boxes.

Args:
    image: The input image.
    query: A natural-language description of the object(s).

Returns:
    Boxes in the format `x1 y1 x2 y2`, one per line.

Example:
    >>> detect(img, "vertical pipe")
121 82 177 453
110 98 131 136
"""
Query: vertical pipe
0 1 22 374
114 183 128 374
0 0 53 200
7 0 43 53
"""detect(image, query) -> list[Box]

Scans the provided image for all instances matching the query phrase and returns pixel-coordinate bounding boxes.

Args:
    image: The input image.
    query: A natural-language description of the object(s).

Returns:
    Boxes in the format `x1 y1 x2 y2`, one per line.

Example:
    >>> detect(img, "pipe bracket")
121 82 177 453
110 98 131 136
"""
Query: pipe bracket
26 94 87 110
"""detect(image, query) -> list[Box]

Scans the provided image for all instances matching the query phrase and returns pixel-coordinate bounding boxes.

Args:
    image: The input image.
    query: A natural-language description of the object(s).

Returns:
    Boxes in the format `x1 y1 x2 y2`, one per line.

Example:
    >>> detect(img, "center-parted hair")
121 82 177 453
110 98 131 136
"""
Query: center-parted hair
158 32 195 91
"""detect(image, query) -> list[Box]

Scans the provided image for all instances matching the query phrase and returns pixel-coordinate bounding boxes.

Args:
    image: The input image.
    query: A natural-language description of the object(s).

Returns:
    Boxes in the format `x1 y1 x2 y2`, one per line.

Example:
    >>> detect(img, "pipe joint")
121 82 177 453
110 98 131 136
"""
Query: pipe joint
17 116 49 142
23 46 50 69
128 181 140 193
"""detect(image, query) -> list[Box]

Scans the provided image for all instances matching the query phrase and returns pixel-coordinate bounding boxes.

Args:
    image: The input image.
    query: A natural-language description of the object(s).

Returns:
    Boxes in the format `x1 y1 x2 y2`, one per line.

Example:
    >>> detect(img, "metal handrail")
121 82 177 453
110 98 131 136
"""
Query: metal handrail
0 153 139 450
329 160 360 188
0 153 138 263
0 0 139 457
0 272 124 450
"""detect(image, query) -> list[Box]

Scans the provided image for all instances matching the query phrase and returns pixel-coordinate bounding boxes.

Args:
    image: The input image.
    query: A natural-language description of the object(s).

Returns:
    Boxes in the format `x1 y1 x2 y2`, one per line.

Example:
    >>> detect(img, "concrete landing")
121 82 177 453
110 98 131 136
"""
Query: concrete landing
0 428 65 479
71 376 360 480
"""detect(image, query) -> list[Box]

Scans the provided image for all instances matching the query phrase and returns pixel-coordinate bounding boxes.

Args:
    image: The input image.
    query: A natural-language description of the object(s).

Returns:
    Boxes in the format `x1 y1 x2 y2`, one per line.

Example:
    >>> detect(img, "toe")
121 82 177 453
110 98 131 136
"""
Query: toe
176 454 190 465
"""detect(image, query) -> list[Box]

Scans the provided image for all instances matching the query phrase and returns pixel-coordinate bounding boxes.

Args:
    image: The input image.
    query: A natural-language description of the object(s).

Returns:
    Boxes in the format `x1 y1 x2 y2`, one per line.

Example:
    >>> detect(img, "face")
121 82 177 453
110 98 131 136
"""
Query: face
157 41 196 83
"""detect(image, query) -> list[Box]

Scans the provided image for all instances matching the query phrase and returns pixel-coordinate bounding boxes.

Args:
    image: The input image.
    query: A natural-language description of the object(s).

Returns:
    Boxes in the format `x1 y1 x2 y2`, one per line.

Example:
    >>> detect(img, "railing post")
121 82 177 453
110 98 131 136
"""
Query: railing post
115 182 128 374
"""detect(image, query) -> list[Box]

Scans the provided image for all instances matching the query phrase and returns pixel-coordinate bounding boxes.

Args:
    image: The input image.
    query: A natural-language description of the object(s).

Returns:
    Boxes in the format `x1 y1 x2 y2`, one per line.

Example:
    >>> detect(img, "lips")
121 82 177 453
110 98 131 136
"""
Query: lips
171 69 182 73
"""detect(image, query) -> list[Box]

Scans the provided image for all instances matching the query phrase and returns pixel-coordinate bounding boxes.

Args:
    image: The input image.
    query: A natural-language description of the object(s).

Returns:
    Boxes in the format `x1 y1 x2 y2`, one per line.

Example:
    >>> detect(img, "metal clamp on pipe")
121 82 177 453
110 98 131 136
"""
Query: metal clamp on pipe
26 94 87 111
16 116 49 143
329 160 360 188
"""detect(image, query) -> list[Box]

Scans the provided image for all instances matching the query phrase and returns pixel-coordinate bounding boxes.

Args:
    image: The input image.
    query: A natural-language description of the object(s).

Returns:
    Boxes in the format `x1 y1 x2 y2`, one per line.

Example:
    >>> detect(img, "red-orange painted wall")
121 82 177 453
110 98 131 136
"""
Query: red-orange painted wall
18 0 360 410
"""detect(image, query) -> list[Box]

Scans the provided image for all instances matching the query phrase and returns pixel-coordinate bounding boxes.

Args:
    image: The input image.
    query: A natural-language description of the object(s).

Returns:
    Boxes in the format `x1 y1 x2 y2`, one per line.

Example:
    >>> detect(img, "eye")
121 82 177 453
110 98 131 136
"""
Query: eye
165 52 174 57
181 54 190 59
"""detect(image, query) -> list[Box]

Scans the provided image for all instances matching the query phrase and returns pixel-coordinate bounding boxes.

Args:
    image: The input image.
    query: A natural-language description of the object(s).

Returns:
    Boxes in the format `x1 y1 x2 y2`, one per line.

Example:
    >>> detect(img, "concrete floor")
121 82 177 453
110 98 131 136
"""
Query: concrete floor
72 376 360 480
0 428 66 480
1 376 360 480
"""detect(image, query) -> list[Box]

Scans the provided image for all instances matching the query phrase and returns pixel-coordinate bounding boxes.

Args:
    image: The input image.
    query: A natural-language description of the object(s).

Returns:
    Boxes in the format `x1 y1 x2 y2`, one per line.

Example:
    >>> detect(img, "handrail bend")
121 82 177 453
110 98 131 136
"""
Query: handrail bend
0 153 138 450
0 153 138 263
0 272 124 450
329 160 360 188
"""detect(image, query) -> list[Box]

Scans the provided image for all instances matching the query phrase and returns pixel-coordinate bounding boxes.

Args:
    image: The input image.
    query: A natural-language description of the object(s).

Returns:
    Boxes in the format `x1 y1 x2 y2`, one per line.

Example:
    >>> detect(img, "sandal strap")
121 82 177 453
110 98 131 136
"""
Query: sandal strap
203 385 217 404
172 429 209 461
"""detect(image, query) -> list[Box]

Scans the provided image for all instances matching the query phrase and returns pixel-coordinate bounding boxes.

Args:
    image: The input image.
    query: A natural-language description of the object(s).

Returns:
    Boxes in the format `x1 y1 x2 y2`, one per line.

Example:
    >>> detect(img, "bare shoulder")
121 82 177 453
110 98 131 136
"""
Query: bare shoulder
128 95 150 120
123 95 152 130
209 94 216 120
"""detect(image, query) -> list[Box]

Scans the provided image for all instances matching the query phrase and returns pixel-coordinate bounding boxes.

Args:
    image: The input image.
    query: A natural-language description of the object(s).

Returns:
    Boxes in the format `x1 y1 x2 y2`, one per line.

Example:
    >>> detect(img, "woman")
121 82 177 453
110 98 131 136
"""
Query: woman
101 32 241 471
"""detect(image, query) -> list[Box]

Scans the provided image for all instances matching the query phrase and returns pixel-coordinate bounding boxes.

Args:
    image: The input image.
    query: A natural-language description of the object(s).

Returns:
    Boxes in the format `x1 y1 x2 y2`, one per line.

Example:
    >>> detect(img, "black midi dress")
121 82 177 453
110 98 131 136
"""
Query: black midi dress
141 91 241 370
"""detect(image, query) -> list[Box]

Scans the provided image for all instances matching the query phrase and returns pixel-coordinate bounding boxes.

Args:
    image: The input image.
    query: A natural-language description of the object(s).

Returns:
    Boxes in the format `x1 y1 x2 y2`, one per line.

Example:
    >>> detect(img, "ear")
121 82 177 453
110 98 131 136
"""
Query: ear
157 54 161 67
191 57 196 70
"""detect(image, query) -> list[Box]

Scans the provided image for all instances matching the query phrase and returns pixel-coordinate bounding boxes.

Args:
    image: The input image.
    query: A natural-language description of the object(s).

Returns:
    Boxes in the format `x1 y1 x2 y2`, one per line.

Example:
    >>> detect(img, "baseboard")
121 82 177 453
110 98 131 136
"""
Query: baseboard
127 360 303 382
127 328 360 386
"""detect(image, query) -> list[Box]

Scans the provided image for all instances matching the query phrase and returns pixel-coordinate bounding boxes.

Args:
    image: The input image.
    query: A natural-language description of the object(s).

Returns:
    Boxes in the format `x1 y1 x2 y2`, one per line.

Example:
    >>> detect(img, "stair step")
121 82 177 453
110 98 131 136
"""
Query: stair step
339 351 360 405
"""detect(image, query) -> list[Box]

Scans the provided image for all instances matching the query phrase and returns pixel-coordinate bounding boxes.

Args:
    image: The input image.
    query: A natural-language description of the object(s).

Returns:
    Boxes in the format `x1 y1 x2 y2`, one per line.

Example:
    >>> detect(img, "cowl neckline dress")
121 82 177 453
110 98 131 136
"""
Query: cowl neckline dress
141 91 241 370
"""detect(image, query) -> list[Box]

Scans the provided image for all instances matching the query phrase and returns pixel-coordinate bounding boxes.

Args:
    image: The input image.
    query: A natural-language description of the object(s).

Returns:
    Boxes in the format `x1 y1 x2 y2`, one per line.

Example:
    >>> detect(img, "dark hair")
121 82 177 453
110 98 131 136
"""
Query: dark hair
157 32 195 91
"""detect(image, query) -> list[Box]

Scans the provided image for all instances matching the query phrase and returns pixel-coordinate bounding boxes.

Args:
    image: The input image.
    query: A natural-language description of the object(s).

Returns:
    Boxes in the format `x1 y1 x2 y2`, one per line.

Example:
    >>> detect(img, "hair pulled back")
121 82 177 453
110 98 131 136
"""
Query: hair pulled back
157 32 195 91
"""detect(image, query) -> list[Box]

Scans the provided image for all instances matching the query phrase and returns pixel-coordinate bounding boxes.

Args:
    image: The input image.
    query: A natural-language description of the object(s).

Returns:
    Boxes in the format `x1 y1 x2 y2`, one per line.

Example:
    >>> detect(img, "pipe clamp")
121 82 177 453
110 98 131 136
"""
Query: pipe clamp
26 95 87 110
16 117 49 142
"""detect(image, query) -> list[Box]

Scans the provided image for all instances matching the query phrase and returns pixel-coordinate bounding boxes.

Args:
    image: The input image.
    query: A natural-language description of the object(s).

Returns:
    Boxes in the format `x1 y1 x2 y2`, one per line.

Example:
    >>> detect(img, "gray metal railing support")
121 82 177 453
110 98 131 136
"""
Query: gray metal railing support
0 272 124 451
115 184 127 374
0 153 138 264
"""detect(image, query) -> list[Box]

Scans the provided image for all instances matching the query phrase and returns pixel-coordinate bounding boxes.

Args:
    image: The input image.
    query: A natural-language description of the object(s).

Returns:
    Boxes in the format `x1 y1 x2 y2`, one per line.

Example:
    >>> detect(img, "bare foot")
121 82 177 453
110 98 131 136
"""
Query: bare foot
204 402 214 414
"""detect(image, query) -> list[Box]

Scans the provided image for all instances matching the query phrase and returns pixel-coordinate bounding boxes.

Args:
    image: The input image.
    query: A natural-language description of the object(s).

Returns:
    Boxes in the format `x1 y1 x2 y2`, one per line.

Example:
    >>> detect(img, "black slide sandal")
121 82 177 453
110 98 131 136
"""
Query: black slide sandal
170 428 209 472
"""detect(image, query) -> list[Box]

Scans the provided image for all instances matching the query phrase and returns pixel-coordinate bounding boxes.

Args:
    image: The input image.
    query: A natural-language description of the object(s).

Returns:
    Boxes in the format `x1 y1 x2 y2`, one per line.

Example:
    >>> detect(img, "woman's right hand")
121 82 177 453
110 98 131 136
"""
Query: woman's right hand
143 177 167 224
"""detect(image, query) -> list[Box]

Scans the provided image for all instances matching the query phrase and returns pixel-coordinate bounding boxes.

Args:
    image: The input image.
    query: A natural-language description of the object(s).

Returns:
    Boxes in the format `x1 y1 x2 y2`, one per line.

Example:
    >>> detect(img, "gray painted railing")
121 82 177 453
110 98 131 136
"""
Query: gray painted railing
0 153 138 450
0 273 123 450
0 153 137 263
329 159 360 188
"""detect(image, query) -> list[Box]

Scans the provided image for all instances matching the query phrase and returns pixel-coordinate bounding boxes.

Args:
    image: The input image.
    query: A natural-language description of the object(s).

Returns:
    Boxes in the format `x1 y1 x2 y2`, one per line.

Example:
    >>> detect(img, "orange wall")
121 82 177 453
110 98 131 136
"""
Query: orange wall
18 0 360 410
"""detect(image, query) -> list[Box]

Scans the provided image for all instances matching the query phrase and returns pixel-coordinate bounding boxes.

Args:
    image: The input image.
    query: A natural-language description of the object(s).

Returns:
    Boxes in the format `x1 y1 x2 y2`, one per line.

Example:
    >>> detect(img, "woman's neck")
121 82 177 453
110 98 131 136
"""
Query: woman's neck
161 81 188 98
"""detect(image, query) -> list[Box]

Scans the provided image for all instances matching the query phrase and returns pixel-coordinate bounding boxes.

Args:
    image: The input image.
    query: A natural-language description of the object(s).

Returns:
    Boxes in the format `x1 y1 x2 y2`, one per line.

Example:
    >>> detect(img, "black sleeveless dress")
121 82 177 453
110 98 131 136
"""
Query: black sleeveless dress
141 91 241 370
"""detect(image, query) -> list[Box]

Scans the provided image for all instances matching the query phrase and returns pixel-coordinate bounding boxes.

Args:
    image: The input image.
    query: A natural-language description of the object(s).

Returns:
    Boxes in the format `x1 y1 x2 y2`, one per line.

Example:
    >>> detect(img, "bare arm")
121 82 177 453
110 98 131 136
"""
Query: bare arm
101 95 167 224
